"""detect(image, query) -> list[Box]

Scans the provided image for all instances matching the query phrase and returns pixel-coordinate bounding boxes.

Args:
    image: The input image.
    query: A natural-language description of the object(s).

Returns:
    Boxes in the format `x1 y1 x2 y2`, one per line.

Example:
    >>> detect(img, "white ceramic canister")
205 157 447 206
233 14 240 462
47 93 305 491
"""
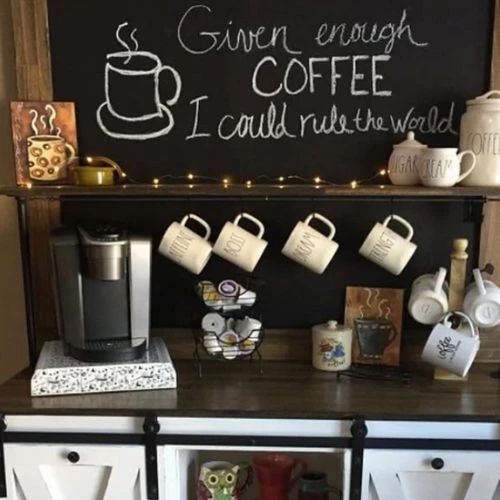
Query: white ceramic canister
387 132 427 186
312 320 352 371
459 90 500 186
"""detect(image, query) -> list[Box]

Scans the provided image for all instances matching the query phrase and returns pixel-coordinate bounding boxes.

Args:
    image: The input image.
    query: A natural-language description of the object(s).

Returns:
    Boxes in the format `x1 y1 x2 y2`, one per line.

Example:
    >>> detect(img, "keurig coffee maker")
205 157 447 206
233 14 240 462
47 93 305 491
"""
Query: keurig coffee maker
50 225 152 362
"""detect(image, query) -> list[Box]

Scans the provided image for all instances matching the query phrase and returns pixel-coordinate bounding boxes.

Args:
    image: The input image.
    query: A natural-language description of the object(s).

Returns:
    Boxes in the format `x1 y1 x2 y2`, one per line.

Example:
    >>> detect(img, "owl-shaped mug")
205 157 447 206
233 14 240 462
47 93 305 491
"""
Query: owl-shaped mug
197 461 252 500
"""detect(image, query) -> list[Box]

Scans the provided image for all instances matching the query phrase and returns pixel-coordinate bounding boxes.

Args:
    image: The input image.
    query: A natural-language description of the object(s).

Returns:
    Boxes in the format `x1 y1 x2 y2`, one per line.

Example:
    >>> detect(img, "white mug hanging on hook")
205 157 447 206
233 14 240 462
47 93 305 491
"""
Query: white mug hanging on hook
463 268 500 328
158 213 212 275
421 311 480 377
281 213 339 274
359 214 417 275
459 90 500 186
408 267 449 325
213 212 268 273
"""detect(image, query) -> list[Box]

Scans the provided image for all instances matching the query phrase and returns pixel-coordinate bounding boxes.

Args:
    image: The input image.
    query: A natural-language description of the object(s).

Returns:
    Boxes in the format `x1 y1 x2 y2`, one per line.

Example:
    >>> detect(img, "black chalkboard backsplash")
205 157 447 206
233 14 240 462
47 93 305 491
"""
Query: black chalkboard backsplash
48 0 494 182
50 0 489 329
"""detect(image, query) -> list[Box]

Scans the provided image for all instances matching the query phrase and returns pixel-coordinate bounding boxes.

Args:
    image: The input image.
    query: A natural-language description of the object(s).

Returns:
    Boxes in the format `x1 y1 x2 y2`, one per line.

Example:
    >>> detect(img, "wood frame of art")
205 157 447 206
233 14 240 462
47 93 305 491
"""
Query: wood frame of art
7 0 500 360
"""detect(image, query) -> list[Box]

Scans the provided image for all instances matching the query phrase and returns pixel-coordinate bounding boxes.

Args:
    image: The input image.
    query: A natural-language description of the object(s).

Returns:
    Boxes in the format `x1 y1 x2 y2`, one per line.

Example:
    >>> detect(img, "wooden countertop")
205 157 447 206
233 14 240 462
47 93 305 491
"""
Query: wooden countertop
0 361 499 421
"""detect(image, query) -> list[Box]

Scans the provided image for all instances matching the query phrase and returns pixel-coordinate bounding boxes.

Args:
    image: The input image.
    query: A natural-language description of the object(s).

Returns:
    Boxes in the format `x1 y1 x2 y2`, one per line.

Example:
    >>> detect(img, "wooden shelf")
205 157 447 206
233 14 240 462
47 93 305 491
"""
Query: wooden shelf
1 361 499 419
0 184 498 199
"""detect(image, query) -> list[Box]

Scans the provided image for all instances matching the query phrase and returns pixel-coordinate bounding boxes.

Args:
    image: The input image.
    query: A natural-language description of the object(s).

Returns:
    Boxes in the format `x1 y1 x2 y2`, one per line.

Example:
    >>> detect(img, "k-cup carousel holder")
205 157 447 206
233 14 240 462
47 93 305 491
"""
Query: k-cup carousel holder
193 318 265 377
193 276 265 376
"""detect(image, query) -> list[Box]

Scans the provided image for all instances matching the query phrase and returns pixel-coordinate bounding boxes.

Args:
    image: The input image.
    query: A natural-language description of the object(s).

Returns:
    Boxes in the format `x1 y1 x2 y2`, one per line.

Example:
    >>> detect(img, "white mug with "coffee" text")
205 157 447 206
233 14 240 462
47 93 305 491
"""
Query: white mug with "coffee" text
359 214 417 275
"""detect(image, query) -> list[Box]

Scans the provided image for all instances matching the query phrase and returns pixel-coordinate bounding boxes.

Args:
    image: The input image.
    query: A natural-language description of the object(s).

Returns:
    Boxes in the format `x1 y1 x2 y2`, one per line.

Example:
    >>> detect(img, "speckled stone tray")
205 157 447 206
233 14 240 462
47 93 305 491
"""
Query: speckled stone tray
31 337 177 396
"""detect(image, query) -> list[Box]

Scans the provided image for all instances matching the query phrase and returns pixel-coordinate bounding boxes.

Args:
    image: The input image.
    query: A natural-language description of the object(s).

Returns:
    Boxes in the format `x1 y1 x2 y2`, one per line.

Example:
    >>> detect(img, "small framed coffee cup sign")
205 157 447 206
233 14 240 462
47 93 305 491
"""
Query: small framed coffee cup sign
344 286 404 367
10 101 78 185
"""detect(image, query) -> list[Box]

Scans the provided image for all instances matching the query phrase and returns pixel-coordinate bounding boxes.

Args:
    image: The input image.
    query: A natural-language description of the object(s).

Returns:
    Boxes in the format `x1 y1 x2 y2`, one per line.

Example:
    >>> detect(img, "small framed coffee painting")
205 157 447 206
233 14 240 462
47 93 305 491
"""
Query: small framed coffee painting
344 286 404 367
10 101 78 185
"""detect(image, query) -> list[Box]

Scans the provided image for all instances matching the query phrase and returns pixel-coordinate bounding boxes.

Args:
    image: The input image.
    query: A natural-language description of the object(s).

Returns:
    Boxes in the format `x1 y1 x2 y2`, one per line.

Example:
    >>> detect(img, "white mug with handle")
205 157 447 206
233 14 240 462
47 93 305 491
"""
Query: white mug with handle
359 214 417 275
463 268 500 328
158 213 212 275
418 148 476 187
281 212 339 274
421 311 480 377
213 212 268 272
408 267 449 325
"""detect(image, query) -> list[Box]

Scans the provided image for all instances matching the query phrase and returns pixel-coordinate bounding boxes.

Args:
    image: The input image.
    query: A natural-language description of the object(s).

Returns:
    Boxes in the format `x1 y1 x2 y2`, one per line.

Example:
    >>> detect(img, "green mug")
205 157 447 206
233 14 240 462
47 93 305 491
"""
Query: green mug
197 461 252 500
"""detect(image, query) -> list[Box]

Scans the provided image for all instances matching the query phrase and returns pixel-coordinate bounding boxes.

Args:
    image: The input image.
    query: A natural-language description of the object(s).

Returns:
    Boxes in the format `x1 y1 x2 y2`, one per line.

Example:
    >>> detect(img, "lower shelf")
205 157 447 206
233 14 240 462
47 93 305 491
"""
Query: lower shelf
167 447 345 500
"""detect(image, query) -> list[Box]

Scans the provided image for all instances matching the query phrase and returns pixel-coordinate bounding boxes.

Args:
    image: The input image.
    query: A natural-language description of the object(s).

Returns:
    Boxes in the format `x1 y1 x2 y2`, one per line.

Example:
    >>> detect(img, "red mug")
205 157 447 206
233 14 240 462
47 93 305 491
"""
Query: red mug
253 453 307 500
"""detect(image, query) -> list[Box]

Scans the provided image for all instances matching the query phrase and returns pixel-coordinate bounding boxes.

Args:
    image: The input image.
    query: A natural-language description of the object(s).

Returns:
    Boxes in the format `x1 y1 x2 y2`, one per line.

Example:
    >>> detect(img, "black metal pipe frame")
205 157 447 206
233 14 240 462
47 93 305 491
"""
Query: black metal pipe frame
16 199 37 367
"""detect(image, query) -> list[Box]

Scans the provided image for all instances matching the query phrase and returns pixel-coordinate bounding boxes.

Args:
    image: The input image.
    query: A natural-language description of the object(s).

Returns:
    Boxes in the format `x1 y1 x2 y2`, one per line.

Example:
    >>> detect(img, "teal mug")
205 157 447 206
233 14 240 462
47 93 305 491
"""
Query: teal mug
298 471 336 500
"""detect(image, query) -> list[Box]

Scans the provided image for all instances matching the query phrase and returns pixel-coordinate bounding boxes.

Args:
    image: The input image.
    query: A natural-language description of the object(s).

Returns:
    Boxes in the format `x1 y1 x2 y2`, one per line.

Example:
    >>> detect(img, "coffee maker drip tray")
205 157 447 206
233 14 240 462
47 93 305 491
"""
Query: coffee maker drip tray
67 337 148 363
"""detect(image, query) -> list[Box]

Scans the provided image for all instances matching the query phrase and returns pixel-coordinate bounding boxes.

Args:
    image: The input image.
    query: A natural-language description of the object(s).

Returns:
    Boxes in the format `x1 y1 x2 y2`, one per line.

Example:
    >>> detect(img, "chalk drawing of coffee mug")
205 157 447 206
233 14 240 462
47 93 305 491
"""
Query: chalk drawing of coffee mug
97 44 181 140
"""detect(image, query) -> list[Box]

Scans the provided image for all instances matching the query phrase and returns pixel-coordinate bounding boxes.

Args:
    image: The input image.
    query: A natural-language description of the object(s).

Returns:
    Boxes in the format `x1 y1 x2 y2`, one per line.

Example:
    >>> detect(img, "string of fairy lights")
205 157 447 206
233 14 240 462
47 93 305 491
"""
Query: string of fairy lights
20 155 388 189
147 170 388 189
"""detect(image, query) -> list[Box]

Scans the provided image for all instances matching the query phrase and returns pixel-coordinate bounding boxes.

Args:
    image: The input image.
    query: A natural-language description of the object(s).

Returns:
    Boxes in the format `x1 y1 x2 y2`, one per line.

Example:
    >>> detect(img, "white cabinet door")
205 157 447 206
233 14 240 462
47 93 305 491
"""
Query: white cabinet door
360 450 500 500
4 443 150 500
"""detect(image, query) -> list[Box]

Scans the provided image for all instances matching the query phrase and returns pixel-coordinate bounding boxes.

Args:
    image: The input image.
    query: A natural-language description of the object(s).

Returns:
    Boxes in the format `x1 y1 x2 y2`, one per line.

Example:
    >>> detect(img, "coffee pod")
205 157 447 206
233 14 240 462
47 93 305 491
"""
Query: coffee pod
219 330 240 360
236 287 257 307
235 316 262 341
202 333 223 354
239 338 256 355
201 312 226 335
311 320 352 371
196 281 223 310
222 303 242 313
218 279 239 297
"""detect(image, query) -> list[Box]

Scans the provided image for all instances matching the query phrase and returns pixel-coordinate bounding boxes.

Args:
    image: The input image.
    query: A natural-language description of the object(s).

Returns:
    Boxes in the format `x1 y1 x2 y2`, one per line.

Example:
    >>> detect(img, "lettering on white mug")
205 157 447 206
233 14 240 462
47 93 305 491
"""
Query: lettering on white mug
223 232 246 257
421 158 453 178
368 231 394 263
168 229 194 261
437 336 460 361
292 231 319 263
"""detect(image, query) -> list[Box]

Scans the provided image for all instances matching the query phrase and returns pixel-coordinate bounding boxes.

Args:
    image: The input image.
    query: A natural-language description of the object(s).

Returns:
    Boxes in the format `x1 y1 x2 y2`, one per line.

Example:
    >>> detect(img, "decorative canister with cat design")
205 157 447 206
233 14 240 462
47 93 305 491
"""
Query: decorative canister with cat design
312 320 352 371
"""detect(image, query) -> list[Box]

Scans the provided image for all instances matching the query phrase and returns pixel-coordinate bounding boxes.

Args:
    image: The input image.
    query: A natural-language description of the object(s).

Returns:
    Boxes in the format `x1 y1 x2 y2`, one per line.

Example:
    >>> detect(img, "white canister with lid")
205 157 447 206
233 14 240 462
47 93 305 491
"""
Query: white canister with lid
312 320 352 371
459 90 500 186
387 132 427 186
